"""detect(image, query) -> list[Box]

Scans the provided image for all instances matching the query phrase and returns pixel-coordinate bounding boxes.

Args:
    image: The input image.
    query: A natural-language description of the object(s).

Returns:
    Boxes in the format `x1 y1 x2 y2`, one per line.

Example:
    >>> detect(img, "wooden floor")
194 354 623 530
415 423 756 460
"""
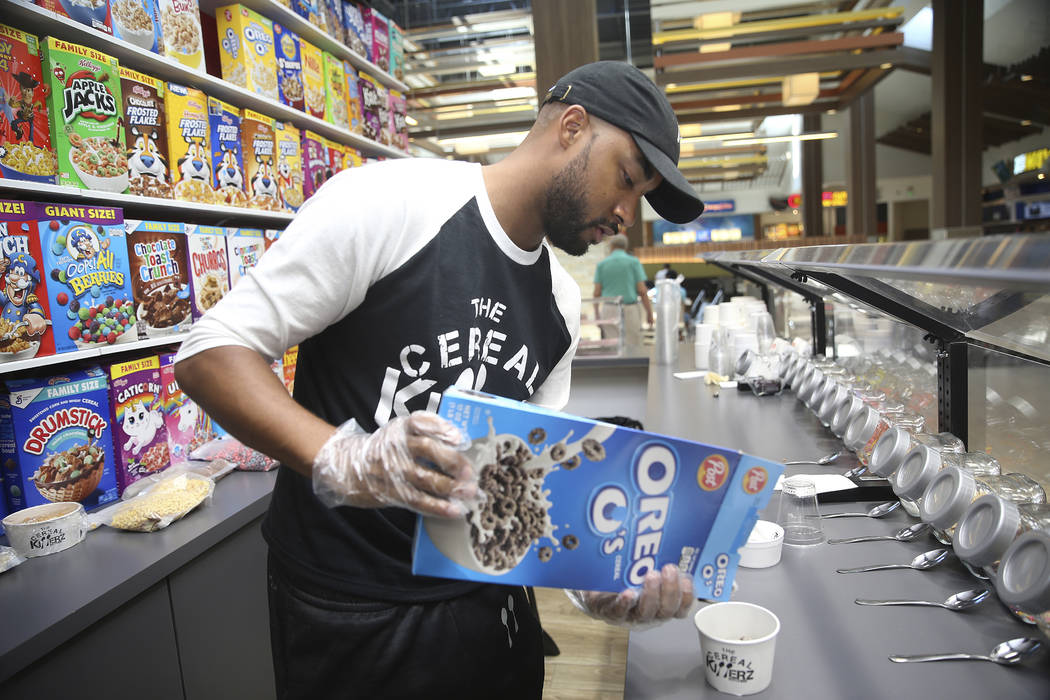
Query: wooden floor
535 587 630 700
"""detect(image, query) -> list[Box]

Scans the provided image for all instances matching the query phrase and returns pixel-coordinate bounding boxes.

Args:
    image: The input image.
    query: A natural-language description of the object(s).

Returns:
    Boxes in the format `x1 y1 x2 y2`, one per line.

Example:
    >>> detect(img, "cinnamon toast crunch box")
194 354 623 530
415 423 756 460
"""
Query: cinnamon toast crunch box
413 388 782 598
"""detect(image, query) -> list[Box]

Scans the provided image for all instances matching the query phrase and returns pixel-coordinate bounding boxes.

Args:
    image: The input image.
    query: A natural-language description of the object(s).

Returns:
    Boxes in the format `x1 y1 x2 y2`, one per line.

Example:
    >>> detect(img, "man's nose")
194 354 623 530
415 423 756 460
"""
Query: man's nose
613 196 639 229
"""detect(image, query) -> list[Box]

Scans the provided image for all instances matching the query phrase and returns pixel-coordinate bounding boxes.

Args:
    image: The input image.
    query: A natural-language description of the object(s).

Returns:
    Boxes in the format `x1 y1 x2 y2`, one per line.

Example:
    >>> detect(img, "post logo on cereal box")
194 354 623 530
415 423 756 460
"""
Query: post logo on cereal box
698 454 730 491
742 466 769 495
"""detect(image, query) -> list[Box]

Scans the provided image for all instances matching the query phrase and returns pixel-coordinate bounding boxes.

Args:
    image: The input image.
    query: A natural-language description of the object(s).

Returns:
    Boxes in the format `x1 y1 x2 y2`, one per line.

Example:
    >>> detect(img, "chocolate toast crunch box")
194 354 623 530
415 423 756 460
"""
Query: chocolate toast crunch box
413 388 782 599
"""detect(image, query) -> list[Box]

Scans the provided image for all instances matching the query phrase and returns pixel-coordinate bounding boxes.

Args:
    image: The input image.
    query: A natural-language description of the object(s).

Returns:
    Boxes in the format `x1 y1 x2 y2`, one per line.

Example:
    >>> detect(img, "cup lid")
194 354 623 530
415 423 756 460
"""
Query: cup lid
868 426 911 477
996 530 1050 612
831 394 863 437
893 444 941 499
844 405 879 451
955 494 1021 567
920 466 977 529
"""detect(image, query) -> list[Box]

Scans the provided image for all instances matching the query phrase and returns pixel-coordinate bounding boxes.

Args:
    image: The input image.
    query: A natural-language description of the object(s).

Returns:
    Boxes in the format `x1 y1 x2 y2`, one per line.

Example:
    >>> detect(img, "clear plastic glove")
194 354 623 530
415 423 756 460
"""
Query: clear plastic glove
312 412 476 518
566 564 696 628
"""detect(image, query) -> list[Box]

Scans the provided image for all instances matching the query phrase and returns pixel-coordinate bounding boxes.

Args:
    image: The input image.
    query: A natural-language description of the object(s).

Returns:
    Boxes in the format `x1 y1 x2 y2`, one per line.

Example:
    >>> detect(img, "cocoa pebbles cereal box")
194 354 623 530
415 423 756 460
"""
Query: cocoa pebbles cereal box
125 219 191 338
164 82 215 204
157 0 206 73
208 96 248 208
0 199 55 363
241 110 282 211
36 0 113 36
2 367 119 512
41 39 127 193
216 4 278 102
273 24 304 112
274 121 303 212
38 203 135 353
413 388 783 599
108 355 171 492
300 38 325 121
185 224 228 320
111 0 162 54
226 228 265 288
120 66 173 199
0 23 58 185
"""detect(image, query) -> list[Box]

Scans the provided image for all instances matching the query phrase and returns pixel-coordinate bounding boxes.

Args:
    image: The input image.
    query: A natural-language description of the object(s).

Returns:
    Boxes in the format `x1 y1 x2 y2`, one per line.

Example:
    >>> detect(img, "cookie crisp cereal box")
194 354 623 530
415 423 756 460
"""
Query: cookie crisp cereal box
41 39 126 193
216 4 278 102
120 66 172 199
108 355 171 492
342 2 367 58
0 199 55 362
241 110 281 211
2 367 120 512
185 224 229 321
208 96 248 208
38 203 135 353
124 219 191 339
274 121 304 212
35 0 113 35
342 61 363 135
274 23 304 112
300 38 326 121
0 23 57 185
300 129 327 200
388 21 404 81
157 0 206 73
413 388 783 599
226 228 265 288
362 7 389 73
164 82 214 204
111 0 162 54
323 52 349 130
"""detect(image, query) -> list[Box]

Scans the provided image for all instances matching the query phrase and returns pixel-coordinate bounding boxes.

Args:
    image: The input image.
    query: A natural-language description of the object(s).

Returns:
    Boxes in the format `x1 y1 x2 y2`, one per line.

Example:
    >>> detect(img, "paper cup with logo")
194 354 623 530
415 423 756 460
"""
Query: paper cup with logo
3 502 87 558
694 601 780 695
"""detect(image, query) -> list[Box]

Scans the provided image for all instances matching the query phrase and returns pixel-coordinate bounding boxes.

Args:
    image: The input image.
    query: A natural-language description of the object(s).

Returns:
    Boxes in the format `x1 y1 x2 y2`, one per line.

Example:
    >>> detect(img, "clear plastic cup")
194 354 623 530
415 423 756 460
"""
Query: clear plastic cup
777 476 825 546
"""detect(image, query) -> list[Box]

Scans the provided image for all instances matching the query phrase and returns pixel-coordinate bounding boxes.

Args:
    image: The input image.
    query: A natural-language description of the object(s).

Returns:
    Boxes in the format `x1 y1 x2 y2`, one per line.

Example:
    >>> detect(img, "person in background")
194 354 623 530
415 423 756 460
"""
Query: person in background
594 233 653 350
654 262 673 281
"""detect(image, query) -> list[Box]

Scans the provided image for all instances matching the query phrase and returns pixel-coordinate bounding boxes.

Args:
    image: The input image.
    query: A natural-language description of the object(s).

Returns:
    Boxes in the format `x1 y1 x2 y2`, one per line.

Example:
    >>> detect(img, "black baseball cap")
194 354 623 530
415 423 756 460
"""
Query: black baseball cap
543 61 704 224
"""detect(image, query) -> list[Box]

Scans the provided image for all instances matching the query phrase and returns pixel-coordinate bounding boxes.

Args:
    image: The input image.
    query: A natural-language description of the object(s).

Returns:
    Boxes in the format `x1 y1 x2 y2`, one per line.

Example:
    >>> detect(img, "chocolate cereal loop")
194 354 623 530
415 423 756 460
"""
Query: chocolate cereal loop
582 438 605 462
560 455 581 470
528 427 546 445
538 546 553 562
549 444 566 461
561 534 579 550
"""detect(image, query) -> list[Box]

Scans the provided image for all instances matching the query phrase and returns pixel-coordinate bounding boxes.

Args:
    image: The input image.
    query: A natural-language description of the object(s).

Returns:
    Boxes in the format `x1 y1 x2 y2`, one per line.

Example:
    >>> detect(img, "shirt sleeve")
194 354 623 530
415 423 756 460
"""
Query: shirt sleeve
632 257 647 287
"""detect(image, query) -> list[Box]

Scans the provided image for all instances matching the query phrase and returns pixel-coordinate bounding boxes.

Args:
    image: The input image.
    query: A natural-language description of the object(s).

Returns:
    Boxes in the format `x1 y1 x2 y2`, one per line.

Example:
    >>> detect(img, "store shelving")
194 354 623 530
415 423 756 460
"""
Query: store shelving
0 333 188 375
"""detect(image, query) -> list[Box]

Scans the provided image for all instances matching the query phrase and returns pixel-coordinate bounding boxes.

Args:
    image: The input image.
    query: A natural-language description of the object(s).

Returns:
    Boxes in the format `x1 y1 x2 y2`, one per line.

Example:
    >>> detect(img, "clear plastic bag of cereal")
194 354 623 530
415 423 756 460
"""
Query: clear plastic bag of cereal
189 437 279 471
100 472 215 532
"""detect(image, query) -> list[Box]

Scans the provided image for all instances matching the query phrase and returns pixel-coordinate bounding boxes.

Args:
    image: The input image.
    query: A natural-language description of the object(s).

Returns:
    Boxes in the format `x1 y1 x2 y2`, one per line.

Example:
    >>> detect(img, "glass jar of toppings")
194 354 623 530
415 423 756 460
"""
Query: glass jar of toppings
844 405 889 466
893 446 1002 518
956 494 1050 577
920 467 1047 544
995 530 1050 638
913 431 966 454
831 393 865 438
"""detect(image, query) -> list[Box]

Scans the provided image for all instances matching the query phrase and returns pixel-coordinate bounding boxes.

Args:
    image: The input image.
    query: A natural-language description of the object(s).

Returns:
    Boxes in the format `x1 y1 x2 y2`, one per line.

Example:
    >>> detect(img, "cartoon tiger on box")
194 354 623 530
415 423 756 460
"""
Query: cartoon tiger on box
127 126 171 197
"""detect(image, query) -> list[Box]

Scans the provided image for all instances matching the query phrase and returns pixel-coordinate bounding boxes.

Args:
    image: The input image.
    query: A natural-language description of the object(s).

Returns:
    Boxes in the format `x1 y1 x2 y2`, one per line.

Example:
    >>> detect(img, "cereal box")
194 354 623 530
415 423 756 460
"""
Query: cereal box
291 0 325 32
274 121 303 212
357 71 386 144
124 219 191 338
216 4 278 102
241 110 281 211
0 199 55 362
185 224 228 320
164 82 215 204
2 367 120 512
300 38 325 121
111 0 162 53
413 388 783 599
159 352 219 465
37 203 135 353
108 356 171 492
388 21 404 81
389 89 408 152
273 23 304 112
321 0 344 43
41 38 127 193
300 129 327 200
323 52 349 130
0 23 57 185
120 66 172 199
344 146 361 169
263 227 282 252
324 137 344 178
157 0 206 72
363 7 389 73
36 0 113 35
342 1 367 58
342 61 363 135
226 227 265 288
282 345 297 393
207 96 248 208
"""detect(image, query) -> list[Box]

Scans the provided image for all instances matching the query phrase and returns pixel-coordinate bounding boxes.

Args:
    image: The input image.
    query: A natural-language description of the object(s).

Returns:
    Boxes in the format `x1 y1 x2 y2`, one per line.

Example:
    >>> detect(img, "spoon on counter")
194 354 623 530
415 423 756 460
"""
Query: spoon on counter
889 637 1042 666
836 548 950 574
843 465 867 479
783 450 843 466
856 588 991 611
823 501 901 519
828 522 930 545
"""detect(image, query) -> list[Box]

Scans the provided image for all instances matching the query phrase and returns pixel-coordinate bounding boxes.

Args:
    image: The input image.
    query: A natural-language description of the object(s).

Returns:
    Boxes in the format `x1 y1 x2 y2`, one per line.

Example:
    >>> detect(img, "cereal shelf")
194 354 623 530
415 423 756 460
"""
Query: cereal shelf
0 333 188 375
5 0 407 160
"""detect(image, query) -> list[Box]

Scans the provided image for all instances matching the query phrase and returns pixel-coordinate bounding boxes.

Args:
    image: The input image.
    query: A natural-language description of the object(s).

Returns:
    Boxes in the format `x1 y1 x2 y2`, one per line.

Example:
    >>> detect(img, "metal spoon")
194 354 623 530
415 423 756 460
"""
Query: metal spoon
843 465 867 478
823 501 901 519
856 588 991 611
836 548 950 574
889 637 1042 665
828 522 930 545
783 450 843 466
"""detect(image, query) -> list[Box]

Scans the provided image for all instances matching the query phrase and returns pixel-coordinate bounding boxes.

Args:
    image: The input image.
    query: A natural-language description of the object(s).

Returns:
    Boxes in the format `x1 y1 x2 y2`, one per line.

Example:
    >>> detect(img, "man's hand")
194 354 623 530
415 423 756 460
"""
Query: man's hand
570 564 695 627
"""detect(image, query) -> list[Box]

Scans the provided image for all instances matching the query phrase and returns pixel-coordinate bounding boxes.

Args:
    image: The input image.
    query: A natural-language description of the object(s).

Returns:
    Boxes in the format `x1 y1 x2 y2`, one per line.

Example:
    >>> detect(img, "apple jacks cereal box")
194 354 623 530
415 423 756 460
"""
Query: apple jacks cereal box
342 2 367 58
36 0 113 35
363 8 389 73
164 82 215 204
300 39 325 121
0 199 55 362
274 121 303 212
158 0 206 73
125 219 191 338
413 388 783 599
0 23 57 185
389 22 404 81
120 66 173 199
226 228 264 288
216 4 278 102
38 203 135 353
241 110 281 211
274 24 304 112
111 0 162 53
2 367 120 512
208 96 248 208
185 224 228 320
41 39 126 193
109 355 171 492
323 52 349 130
300 129 327 200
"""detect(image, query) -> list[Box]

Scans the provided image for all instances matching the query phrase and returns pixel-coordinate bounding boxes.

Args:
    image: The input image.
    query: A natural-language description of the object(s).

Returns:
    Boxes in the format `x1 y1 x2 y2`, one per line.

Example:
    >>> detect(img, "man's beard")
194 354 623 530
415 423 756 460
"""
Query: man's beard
542 138 617 256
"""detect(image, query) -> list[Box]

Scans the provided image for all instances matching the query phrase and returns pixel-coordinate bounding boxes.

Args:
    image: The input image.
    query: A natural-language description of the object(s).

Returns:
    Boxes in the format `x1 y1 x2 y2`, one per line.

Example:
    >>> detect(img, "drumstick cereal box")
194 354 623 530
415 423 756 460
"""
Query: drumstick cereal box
0 199 55 363
0 23 57 185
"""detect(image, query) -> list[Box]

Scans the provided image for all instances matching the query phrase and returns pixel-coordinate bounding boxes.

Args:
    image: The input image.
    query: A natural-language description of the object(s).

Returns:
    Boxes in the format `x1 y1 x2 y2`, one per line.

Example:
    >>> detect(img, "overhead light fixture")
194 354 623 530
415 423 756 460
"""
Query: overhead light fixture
782 73 819 106
1021 119 1032 126
681 131 754 144
679 123 703 138
405 115 418 127
880 63 893 70
712 104 741 112
722 132 838 146
828 109 837 115
1020 74 1033 81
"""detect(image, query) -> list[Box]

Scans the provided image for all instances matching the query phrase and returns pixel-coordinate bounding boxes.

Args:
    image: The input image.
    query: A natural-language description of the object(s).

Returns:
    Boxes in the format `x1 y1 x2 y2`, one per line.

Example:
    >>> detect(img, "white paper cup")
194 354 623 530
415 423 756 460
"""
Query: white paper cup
738 520 784 568
694 342 711 370
2 502 87 558
695 323 716 345
694 602 780 696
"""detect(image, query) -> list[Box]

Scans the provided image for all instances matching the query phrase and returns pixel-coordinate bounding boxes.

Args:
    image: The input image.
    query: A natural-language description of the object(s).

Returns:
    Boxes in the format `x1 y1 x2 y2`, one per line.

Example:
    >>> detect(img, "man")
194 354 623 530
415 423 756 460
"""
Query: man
593 233 653 350
175 61 704 699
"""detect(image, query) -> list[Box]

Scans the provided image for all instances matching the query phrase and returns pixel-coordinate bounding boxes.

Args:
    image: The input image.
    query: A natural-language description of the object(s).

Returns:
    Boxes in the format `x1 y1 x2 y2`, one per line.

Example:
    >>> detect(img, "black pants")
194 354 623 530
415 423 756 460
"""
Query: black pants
267 554 544 700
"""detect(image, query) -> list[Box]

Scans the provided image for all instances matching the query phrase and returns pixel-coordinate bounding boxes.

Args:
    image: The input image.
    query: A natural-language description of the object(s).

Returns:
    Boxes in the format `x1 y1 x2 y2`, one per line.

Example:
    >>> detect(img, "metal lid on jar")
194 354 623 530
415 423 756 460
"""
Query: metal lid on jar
996 530 1050 613
892 444 941 499
869 426 912 478
818 384 848 425
832 394 864 438
779 354 796 380
955 494 1022 568
920 466 977 529
844 405 880 451
799 369 824 404
735 348 756 377
812 376 835 411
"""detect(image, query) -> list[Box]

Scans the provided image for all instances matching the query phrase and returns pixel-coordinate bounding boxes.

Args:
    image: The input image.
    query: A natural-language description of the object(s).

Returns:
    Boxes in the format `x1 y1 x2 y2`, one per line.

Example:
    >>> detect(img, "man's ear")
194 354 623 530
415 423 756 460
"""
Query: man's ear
558 104 589 150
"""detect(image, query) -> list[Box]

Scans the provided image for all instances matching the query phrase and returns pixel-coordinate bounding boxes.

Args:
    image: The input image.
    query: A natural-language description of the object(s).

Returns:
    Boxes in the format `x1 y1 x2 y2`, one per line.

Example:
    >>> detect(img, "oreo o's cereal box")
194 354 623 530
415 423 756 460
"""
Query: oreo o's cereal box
413 388 782 598
0 199 56 362
125 219 191 338
38 203 135 353
108 355 170 492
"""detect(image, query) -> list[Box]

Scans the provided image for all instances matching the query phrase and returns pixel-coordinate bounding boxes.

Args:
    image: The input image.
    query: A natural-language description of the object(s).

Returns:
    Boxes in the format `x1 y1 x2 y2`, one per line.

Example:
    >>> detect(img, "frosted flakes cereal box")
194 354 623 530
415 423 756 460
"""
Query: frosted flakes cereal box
292 0 325 32
363 7 388 73
241 109 281 211
274 121 303 212
323 52 349 130
389 90 407 152
357 71 386 144
226 228 264 288
41 39 126 193
342 61 362 135
216 4 278 102
36 0 113 35
159 352 218 464
0 23 57 185
164 82 215 204
300 129 327 200
158 0 206 72
108 356 171 492
2 367 119 511
413 388 783 599
321 0 344 43
0 199 55 362
120 66 172 199
300 38 325 121
389 21 404 81
208 96 248 208
124 219 191 338
185 224 228 320
38 203 135 353
274 23 304 112
111 0 162 53
342 1 367 58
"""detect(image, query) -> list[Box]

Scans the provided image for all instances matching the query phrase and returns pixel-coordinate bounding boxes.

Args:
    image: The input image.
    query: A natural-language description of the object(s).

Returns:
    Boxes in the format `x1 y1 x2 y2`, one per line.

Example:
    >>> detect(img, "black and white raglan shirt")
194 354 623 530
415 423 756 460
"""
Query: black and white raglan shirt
176 158 581 601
